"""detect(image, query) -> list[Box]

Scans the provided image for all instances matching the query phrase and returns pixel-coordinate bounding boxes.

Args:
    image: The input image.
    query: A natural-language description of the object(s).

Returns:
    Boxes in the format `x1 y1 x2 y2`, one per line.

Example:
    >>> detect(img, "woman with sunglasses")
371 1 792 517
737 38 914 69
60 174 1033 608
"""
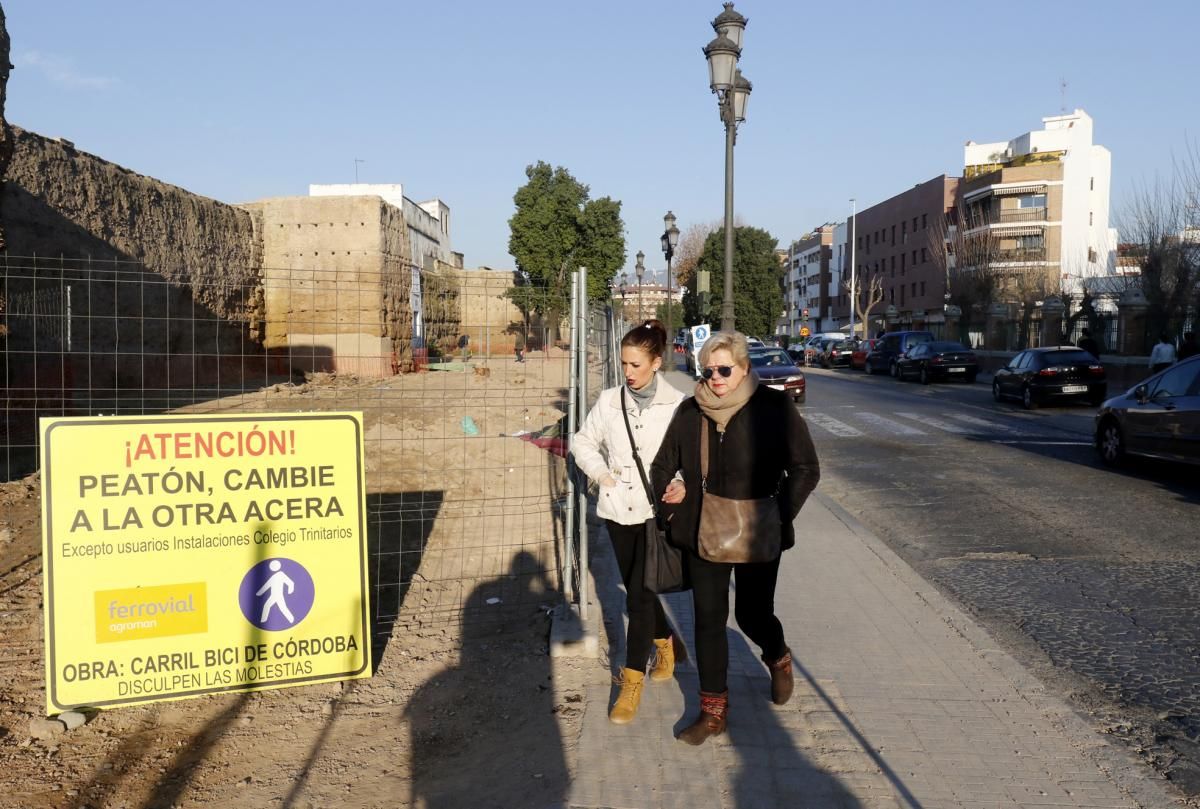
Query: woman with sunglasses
651 330 820 744
572 319 688 724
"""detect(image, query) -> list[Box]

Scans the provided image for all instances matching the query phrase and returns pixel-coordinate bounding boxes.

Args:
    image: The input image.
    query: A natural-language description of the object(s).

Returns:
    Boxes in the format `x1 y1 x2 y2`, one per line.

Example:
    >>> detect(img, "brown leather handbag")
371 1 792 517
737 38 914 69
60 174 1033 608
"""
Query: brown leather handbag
697 420 782 563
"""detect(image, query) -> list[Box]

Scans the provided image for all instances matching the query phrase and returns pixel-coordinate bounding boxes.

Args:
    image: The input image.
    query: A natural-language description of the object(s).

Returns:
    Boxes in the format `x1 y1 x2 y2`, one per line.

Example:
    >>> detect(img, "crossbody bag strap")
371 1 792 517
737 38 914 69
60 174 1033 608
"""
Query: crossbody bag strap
700 416 709 490
620 387 658 518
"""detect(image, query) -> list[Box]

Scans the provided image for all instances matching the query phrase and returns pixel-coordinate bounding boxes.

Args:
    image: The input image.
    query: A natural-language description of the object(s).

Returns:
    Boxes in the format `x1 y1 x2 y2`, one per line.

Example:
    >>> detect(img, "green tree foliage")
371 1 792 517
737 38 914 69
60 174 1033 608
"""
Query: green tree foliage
681 226 783 339
507 161 626 313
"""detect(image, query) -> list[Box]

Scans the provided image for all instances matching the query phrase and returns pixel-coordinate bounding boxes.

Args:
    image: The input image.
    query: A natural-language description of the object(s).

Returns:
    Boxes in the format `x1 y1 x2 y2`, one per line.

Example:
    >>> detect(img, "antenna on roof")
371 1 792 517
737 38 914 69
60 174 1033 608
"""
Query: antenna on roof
354 158 366 184
1059 77 1067 113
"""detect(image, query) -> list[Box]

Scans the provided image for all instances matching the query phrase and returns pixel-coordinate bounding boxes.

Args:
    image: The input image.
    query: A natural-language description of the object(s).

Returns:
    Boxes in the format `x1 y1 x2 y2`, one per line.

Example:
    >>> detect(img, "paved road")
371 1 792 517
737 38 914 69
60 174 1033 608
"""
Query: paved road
798 365 1200 795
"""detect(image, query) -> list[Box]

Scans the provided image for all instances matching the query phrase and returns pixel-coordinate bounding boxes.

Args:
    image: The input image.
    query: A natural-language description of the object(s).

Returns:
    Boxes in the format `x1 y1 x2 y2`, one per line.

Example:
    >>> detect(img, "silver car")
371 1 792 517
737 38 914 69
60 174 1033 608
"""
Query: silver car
1095 356 1200 467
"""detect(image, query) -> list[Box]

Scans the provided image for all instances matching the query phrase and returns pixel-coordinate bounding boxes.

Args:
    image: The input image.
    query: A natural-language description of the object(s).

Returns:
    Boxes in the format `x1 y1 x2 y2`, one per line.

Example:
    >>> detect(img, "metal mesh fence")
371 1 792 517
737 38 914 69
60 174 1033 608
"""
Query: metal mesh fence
0 255 600 644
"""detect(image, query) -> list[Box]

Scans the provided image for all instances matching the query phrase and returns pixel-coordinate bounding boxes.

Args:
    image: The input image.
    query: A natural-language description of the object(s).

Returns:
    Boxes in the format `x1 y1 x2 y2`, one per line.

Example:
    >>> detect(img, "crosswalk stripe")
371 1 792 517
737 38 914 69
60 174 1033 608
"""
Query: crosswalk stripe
804 412 864 437
895 412 969 434
853 412 928 436
944 412 1033 436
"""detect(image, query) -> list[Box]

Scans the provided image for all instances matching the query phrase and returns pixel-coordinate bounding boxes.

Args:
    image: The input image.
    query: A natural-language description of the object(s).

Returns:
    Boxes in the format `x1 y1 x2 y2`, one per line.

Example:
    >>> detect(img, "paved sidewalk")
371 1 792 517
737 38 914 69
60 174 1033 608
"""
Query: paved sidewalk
567 490 1180 808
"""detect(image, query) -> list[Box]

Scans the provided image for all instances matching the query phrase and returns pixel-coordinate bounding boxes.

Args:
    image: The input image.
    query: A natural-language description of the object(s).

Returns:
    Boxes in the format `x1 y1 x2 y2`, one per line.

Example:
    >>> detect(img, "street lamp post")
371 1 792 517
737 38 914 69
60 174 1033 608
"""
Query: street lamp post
703 2 750 332
661 211 680 337
619 272 628 325
849 198 857 338
635 250 646 323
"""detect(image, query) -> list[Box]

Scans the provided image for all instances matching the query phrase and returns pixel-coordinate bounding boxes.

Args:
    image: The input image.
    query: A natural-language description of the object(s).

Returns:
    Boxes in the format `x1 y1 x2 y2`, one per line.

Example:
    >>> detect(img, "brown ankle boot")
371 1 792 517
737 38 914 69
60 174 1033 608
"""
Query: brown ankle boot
767 648 794 705
609 668 645 724
649 635 685 682
677 690 727 745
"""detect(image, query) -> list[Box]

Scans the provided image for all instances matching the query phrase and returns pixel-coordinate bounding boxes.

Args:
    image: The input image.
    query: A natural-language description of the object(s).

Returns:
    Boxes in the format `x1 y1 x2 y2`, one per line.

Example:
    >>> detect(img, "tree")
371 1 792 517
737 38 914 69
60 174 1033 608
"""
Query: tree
681 226 783 339
1116 139 1200 346
928 206 1004 344
842 272 885 337
507 161 626 322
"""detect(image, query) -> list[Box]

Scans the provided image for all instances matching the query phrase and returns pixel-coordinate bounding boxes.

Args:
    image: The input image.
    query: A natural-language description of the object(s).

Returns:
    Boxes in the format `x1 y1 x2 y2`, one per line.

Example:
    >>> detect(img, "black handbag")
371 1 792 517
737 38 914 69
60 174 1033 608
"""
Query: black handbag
620 388 687 594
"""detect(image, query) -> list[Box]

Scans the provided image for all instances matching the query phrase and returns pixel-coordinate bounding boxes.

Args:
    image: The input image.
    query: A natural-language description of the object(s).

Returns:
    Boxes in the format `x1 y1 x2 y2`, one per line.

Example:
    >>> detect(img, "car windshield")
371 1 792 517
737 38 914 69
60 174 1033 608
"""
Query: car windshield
750 350 792 367
928 342 967 353
1042 350 1090 365
834 340 855 349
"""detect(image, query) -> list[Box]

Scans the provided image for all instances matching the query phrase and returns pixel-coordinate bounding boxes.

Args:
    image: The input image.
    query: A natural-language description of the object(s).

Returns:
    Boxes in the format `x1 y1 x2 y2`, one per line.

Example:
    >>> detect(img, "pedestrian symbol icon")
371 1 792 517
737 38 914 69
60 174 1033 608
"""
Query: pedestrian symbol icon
238 558 315 631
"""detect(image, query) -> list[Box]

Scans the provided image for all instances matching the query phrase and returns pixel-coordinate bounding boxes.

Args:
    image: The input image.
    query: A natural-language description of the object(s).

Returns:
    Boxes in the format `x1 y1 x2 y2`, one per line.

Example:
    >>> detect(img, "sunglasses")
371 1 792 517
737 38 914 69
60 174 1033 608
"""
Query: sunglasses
701 365 734 380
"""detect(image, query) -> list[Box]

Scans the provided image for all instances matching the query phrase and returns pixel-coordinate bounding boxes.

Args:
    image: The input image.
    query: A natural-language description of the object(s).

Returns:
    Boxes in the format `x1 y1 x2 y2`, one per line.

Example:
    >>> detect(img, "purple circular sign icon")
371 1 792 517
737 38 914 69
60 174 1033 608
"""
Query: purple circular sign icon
238 557 315 631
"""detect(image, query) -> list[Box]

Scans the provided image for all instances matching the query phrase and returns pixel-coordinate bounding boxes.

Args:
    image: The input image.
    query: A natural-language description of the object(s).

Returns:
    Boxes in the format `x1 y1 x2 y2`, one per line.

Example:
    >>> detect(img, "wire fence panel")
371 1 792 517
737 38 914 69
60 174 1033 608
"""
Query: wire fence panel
1 256 583 644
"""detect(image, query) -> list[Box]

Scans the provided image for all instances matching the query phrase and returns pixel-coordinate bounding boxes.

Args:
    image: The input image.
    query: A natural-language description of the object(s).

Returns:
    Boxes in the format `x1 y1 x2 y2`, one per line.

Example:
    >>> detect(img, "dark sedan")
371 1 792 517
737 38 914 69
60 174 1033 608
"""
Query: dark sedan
1095 356 1200 467
896 341 979 384
822 339 857 368
749 348 806 403
992 347 1107 409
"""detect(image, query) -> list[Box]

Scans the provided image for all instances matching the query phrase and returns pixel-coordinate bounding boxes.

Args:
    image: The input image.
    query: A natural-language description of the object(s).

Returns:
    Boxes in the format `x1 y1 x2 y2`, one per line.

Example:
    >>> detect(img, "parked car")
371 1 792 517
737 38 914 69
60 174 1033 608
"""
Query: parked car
1094 355 1200 467
850 338 877 371
992 347 1107 409
895 341 979 384
822 339 858 369
748 347 806 403
799 332 846 366
865 331 935 377
786 346 806 366
746 337 766 348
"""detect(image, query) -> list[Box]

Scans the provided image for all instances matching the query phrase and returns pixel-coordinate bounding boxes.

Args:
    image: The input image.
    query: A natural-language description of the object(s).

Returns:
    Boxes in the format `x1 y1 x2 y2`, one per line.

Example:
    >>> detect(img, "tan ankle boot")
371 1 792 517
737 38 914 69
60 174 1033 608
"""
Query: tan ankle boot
677 690 727 745
609 668 645 724
767 648 794 705
649 636 682 682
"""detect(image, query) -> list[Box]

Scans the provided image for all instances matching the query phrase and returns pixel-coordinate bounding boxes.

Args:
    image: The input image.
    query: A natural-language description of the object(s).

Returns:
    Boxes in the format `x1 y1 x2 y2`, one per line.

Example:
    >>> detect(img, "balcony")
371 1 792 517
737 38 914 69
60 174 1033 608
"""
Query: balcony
993 248 1047 264
964 207 1049 233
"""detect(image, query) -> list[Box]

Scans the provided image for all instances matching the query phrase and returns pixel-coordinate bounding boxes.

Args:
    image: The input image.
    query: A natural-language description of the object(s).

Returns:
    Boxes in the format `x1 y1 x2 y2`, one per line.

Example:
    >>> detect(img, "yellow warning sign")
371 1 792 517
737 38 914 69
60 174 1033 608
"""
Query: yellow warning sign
40 412 371 712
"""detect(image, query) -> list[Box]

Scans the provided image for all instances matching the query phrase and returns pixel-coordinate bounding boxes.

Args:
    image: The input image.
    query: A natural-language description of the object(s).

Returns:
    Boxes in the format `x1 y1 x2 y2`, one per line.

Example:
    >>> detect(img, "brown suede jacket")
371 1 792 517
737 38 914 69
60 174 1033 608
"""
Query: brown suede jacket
650 385 821 554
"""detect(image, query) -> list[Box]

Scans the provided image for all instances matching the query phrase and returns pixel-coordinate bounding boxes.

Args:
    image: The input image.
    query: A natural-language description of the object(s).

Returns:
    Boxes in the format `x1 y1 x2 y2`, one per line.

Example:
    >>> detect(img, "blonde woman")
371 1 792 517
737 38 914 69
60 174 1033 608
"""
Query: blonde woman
651 331 820 744
572 319 687 724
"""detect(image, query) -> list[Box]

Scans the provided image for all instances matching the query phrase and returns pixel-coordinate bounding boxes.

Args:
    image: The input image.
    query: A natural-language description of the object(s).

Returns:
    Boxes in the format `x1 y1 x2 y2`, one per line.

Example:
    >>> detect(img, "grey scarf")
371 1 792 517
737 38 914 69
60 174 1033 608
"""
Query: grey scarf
627 374 658 412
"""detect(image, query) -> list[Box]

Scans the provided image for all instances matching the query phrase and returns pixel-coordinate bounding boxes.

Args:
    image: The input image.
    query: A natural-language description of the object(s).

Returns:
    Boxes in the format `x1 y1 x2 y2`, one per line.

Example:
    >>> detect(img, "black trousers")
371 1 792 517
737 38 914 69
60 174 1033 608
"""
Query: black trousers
689 551 787 693
606 520 671 671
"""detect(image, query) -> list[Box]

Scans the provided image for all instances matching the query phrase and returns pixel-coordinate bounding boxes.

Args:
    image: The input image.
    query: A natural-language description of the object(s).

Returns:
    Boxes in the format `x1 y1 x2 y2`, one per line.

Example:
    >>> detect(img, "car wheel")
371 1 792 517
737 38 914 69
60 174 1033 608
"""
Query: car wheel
919 366 930 385
1097 418 1125 466
889 361 899 378
992 380 1002 402
1022 385 1038 410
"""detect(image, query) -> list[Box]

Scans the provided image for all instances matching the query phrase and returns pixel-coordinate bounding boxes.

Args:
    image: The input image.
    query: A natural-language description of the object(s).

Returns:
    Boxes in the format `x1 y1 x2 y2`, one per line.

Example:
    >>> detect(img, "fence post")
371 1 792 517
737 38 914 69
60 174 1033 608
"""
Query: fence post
577 266 589 622
563 270 579 605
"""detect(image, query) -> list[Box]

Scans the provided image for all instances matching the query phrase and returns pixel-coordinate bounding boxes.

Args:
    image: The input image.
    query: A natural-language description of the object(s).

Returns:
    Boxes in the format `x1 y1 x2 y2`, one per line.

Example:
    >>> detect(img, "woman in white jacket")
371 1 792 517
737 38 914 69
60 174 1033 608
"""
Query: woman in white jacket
572 319 687 724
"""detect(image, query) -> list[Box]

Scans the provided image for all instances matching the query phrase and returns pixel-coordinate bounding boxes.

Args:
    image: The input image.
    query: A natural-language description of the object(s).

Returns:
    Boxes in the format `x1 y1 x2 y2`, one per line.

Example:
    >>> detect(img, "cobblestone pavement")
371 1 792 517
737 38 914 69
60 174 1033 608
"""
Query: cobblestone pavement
567 491 1183 808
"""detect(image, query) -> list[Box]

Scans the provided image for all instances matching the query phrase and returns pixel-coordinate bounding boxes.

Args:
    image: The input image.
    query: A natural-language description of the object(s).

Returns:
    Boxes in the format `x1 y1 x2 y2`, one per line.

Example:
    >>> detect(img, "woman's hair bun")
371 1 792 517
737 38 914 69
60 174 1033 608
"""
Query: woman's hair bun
621 318 668 358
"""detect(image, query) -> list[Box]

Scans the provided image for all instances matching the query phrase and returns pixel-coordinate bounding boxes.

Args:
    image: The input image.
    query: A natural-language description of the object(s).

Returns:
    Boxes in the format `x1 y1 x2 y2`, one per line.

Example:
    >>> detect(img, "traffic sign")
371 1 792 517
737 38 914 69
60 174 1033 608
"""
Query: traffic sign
799 326 811 338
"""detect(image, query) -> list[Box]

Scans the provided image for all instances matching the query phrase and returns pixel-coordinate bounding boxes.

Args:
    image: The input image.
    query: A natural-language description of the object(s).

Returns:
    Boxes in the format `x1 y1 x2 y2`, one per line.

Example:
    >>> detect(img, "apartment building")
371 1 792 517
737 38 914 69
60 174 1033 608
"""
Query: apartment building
783 224 835 335
835 175 959 335
959 109 1116 293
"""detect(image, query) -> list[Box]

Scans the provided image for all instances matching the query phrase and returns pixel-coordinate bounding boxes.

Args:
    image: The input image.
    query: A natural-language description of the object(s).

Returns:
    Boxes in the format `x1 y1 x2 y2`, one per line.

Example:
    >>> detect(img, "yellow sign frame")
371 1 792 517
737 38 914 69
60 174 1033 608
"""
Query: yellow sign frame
40 412 371 712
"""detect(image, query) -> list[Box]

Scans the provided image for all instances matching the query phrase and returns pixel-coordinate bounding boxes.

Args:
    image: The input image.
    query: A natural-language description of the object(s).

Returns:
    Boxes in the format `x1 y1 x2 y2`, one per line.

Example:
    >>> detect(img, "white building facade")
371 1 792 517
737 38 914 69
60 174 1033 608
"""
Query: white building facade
963 109 1117 292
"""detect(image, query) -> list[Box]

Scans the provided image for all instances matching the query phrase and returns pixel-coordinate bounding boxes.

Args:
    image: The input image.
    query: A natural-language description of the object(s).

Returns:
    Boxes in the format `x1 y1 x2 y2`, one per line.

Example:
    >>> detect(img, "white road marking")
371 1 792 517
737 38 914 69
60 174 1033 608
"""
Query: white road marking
895 412 969 434
804 412 865 437
944 412 1036 437
853 412 928 436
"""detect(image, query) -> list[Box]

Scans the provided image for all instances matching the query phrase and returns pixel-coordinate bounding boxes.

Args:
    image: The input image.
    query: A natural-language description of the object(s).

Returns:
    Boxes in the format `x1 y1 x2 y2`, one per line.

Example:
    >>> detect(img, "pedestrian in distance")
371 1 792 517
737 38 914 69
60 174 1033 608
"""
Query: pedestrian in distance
1077 328 1100 358
651 330 821 745
572 319 688 724
457 333 471 362
1179 331 1198 361
514 329 526 363
1149 332 1177 374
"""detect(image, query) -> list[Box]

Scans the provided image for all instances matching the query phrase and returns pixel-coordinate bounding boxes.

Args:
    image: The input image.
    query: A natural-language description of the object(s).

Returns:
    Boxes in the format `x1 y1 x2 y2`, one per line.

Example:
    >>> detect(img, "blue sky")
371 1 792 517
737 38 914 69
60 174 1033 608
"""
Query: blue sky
7 1 1199 282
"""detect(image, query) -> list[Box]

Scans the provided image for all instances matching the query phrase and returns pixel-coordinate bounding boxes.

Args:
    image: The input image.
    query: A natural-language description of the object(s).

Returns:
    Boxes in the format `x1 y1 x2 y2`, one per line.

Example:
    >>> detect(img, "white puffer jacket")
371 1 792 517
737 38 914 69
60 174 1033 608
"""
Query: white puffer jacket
572 376 687 525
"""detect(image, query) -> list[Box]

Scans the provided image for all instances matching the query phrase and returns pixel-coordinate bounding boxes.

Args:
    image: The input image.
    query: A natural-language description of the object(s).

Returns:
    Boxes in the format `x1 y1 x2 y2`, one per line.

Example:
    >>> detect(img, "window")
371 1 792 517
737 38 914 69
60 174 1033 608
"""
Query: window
1089 211 1094 226
912 250 918 265
1015 234 1044 250
901 253 906 272
1148 363 1200 398
900 286 905 304
922 213 928 228
921 247 928 262
1017 194 1047 209
911 283 916 297
891 225 896 244
1088 247 1098 263
913 217 919 231
920 281 926 295
889 288 895 303
1090 176 1094 191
